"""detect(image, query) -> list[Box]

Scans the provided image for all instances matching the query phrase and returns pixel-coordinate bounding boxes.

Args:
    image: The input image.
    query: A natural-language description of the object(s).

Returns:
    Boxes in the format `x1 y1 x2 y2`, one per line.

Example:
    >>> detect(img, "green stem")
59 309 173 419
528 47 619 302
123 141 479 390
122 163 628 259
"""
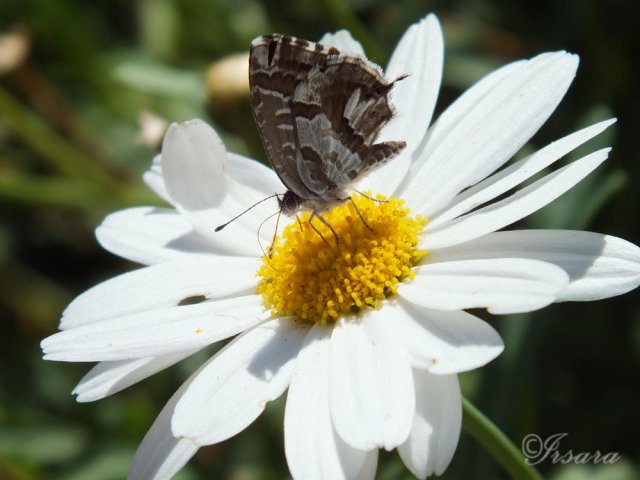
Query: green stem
462 396 543 480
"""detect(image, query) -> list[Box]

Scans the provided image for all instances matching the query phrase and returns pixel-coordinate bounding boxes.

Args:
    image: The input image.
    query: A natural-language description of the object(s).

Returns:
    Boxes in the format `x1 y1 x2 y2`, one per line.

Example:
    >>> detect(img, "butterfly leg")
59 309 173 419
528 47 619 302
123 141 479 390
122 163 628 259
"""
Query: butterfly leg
345 196 374 232
354 189 389 204
309 211 339 245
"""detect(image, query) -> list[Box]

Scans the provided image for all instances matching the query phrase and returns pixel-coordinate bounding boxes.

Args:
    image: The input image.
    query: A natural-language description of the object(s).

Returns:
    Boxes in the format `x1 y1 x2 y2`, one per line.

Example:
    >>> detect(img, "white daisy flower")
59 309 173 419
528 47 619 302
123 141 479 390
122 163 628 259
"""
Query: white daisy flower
41 14 640 480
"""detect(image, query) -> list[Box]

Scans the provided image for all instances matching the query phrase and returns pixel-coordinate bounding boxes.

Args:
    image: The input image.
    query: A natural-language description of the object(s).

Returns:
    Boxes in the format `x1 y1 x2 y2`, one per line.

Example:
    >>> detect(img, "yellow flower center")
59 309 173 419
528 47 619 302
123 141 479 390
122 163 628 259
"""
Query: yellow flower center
256 194 427 325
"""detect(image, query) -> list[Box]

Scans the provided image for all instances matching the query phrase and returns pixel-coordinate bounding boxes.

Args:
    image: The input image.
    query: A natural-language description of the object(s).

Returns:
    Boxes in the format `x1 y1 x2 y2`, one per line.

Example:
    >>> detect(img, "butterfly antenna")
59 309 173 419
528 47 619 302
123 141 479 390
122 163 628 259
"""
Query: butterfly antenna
215 194 279 232
268 209 283 258
257 210 283 272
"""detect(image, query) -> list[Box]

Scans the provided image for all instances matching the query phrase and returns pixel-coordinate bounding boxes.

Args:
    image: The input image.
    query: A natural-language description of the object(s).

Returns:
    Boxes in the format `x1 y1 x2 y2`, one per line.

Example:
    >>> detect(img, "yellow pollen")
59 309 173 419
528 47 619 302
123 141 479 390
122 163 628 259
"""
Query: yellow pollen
256 194 427 325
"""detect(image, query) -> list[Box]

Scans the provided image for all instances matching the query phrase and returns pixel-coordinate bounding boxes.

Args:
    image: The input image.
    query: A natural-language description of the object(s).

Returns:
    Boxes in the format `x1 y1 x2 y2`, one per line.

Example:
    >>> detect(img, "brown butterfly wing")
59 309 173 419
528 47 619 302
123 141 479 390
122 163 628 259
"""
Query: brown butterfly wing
290 56 406 195
249 34 405 200
249 34 328 199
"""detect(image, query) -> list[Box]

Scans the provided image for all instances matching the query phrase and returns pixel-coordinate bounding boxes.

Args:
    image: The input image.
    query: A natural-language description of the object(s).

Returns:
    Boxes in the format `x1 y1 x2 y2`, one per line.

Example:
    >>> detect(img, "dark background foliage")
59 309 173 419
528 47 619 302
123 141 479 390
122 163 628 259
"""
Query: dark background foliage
1 1 638 479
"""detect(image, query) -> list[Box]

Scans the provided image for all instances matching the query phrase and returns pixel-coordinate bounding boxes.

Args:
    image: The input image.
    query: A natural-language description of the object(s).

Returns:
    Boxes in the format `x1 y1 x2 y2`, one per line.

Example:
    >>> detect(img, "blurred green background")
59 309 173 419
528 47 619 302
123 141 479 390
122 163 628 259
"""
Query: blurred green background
1 1 639 479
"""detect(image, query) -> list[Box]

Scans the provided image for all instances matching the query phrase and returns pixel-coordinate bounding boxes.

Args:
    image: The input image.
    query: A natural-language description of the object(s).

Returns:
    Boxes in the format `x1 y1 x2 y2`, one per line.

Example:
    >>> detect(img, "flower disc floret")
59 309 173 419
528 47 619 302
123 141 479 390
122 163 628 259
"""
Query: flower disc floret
257 195 427 325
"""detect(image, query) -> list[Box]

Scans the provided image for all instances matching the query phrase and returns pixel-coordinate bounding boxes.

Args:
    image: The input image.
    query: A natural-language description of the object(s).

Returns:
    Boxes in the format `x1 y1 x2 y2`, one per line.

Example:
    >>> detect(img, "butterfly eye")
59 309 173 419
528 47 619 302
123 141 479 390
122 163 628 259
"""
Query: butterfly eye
285 194 299 212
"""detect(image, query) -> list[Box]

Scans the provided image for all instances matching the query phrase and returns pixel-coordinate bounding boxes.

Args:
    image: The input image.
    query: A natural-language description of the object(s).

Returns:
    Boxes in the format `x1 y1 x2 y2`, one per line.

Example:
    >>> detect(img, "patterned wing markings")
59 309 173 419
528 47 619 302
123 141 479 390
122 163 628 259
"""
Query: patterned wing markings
291 57 406 196
249 33 406 212
250 34 335 199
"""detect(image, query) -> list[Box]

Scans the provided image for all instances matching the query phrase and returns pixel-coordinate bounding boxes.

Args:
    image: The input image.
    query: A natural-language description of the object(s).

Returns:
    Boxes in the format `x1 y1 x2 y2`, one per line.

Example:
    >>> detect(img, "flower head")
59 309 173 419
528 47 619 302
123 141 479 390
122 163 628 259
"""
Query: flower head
41 14 640 480
257 194 427 324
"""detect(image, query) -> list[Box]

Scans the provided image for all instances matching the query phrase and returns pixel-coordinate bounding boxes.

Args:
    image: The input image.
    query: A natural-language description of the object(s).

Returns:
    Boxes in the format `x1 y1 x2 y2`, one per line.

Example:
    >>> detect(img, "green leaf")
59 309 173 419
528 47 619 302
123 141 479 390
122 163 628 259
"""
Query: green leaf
57 449 133 480
0 427 86 464
112 58 204 102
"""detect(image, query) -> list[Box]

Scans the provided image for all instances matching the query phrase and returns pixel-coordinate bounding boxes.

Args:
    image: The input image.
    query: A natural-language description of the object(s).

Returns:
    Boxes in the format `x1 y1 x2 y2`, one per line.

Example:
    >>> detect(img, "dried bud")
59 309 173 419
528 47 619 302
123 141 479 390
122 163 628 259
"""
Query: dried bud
0 26 30 75
205 53 250 116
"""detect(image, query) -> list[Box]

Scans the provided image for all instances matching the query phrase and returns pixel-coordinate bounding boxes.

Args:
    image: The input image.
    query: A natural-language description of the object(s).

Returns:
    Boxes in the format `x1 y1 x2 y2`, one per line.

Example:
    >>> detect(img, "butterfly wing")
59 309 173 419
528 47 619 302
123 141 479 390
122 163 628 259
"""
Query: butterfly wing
290 56 406 196
249 34 406 200
249 34 332 199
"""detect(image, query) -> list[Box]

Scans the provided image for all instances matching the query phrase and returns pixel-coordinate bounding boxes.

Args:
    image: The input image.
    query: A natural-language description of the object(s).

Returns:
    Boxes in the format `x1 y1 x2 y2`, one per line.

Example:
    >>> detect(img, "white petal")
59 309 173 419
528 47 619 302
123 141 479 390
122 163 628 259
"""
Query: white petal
368 15 444 197
401 58 524 205
356 451 378 480
73 349 199 402
399 258 569 314
161 120 279 256
285 324 372 480
129 436 196 480
172 317 307 445
417 59 526 161
142 154 172 204
61 257 260 328
398 371 461 478
329 314 415 451
428 230 640 302
393 300 503 374
226 152 283 194
405 52 579 217
429 119 617 228
42 295 269 361
380 14 443 150
143 151 281 207
96 207 218 265
318 30 365 57
128 368 202 480
423 148 610 250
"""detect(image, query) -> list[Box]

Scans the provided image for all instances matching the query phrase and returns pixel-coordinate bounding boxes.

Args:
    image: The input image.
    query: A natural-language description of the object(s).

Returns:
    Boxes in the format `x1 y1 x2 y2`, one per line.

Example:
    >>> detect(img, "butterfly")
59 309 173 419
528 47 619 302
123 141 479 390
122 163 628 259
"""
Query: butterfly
218 34 407 244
